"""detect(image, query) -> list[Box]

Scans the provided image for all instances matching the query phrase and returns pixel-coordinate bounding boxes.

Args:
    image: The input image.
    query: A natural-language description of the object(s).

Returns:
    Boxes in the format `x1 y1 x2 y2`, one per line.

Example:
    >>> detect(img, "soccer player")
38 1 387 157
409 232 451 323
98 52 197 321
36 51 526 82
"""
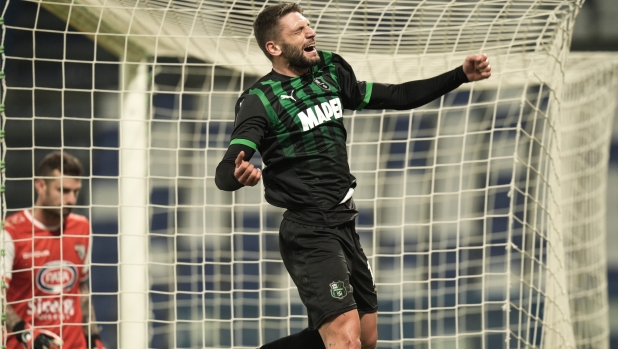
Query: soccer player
2 151 105 349
215 3 491 349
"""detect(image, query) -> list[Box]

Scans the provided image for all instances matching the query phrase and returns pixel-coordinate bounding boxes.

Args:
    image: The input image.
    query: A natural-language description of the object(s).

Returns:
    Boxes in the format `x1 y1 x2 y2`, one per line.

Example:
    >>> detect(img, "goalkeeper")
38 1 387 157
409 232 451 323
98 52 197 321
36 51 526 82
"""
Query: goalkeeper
3 152 105 349
215 3 491 349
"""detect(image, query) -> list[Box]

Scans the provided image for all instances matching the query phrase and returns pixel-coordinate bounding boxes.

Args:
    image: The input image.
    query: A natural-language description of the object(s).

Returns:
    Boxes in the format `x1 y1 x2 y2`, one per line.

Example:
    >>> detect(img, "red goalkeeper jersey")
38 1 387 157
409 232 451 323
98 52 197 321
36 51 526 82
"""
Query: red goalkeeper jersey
3 210 90 349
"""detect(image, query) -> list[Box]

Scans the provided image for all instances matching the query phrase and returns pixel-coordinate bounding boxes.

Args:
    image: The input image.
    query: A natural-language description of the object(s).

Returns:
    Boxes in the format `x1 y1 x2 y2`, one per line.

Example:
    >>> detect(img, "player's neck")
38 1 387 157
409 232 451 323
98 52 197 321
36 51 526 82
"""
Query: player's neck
271 61 309 77
32 207 62 228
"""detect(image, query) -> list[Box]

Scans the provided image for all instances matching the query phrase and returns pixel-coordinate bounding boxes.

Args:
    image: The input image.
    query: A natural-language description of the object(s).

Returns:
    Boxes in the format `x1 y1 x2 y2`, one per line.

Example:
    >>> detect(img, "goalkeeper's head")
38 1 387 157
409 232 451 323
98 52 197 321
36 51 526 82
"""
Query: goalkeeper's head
35 151 84 220
253 3 320 72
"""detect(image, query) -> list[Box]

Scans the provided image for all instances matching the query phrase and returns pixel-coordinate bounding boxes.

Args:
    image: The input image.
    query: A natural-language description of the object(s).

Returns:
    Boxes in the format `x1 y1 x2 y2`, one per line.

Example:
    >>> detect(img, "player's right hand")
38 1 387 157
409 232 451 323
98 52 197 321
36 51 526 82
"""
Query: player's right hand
15 321 63 349
234 151 261 186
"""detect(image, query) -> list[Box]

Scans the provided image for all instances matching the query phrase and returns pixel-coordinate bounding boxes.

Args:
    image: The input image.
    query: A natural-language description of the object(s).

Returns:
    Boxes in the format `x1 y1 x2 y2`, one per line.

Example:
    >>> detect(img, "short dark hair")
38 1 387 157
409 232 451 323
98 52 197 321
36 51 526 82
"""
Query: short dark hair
37 151 84 180
253 2 304 60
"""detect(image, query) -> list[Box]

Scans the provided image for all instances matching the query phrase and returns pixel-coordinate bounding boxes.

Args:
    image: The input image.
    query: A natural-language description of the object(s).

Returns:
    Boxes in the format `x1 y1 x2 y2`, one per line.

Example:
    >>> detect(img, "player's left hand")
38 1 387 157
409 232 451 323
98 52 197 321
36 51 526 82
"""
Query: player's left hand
463 53 491 82
234 151 262 187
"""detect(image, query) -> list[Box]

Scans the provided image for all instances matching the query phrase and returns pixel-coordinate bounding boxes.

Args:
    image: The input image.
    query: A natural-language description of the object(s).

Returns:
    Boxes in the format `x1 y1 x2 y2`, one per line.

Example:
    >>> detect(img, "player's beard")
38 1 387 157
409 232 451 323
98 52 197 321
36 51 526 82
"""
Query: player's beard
42 206 71 219
41 191 72 221
281 42 319 70
39 207 62 225
61 207 72 218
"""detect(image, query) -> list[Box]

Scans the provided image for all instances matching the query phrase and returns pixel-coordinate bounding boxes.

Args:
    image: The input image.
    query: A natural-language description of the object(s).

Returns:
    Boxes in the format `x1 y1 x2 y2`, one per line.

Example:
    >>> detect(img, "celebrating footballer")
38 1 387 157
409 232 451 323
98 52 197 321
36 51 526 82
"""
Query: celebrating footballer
215 3 491 349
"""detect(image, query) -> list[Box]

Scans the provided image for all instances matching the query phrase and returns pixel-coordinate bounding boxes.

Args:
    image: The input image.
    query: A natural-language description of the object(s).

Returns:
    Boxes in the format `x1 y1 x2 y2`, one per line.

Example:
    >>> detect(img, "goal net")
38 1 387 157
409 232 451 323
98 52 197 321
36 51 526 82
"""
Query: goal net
1 1 615 348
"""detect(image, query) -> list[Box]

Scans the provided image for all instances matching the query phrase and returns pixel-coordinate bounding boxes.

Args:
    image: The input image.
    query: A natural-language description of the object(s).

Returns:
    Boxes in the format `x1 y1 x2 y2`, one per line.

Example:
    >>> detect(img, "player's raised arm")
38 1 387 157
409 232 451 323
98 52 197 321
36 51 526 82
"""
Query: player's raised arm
358 53 492 111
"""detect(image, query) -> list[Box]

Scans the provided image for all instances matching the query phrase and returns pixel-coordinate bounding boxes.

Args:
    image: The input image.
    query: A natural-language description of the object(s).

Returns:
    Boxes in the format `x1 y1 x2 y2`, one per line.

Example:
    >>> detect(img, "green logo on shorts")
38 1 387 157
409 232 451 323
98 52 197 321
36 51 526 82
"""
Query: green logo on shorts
329 281 347 299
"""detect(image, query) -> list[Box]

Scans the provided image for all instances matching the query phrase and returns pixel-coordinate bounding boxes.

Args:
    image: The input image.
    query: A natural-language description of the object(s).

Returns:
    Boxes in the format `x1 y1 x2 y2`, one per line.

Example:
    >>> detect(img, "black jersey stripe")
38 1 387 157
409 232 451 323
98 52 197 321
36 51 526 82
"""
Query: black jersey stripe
249 88 296 158
332 126 346 145
321 51 340 93
261 79 319 156
319 124 339 159
322 50 374 111
322 50 333 66
356 82 374 110
321 51 347 111
271 78 325 176
287 77 327 156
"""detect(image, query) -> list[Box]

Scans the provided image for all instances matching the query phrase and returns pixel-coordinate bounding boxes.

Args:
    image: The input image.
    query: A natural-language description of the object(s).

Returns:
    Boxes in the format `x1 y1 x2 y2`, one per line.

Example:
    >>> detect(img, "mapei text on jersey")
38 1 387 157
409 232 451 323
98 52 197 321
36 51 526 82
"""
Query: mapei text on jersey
296 97 343 131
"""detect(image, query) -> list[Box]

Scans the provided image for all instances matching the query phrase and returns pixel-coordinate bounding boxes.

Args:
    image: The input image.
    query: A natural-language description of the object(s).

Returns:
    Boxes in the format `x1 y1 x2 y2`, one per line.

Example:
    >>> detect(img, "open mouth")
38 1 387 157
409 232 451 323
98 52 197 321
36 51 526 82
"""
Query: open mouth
304 44 316 53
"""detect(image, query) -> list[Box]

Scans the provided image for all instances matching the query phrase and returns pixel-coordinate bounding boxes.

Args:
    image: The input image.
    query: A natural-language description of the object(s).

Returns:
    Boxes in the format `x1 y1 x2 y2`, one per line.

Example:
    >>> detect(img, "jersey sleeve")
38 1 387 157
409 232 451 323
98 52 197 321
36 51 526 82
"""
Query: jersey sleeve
2 230 15 285
331 53 373 111
80 236 91 283
331 52 469 111
229 93 270 151
364 66 469 110
215 94 269 191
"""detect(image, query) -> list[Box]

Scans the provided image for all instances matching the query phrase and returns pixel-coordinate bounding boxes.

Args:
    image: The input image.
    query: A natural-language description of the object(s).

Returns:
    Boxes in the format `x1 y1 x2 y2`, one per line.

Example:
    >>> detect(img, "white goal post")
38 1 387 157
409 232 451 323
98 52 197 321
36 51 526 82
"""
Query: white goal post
1 1 616 349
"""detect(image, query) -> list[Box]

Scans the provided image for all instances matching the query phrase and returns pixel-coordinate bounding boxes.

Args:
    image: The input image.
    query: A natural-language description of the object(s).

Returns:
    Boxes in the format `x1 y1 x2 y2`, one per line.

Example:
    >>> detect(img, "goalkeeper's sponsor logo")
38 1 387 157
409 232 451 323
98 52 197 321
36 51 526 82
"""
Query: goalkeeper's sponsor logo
329 280 348 299
36 260 78 294
27 298 75 321
22 249 50 259
297 97 343 131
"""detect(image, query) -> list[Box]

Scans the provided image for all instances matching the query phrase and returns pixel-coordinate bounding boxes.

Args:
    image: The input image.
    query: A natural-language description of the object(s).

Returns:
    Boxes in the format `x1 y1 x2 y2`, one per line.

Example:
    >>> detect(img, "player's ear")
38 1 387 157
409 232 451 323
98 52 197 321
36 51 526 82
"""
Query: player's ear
34 178 46 196
265 40 281 57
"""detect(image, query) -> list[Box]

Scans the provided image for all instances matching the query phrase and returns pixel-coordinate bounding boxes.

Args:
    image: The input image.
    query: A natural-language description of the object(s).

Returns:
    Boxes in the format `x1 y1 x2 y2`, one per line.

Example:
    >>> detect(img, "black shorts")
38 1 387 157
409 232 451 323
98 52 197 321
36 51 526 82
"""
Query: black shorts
279 218 378 330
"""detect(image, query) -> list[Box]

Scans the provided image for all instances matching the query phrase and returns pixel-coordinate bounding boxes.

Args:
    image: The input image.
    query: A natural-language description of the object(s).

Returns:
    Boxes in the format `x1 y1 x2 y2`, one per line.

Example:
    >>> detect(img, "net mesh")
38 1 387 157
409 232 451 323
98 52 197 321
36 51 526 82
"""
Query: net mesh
0 1 614 348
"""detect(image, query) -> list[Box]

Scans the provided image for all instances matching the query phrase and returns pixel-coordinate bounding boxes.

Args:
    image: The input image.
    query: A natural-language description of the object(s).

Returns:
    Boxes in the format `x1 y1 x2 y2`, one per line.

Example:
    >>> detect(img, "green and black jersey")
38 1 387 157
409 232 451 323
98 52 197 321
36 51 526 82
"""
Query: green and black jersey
231 51 366 217
216 50 469 226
